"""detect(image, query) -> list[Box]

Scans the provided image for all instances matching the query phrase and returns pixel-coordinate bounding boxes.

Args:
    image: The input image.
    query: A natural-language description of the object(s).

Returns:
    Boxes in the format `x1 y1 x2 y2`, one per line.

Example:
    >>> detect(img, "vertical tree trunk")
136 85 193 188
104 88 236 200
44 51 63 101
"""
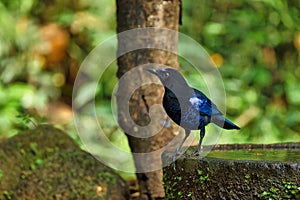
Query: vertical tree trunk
116 0 181 199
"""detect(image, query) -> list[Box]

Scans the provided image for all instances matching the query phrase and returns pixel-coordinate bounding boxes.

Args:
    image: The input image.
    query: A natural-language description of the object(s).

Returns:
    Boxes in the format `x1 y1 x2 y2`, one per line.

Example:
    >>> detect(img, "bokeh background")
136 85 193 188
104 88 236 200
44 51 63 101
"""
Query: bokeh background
1 0 299 163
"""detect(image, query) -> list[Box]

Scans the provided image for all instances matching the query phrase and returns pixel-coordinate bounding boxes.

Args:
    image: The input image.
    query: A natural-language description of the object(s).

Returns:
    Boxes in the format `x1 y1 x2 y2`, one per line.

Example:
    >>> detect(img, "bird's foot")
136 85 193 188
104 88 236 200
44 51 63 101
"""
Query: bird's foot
171 152 180 170
171 162 176 171
193 150 201 157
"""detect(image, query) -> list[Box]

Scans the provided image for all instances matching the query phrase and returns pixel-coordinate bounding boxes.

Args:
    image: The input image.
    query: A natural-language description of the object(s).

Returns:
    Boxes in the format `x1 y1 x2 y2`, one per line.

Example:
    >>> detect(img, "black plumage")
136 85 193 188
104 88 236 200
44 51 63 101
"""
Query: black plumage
147 68 240 166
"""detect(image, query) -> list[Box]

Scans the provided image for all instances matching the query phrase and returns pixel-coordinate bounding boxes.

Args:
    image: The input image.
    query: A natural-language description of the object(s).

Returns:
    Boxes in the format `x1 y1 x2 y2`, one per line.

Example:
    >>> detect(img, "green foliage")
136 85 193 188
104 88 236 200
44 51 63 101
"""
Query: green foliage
0 0 299 145
0 83 39 136
0 0 116 137
181 0 300 143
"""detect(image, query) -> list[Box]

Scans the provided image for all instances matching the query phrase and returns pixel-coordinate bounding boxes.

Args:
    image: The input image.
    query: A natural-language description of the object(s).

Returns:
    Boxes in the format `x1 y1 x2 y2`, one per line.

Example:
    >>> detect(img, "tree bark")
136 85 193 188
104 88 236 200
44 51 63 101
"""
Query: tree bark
116 0 181 199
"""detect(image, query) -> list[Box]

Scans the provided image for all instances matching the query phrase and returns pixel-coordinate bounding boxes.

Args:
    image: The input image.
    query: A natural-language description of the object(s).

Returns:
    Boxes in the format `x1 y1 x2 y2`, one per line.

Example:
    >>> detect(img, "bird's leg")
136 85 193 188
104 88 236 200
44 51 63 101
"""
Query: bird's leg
194 127 205 156
172 129 190 170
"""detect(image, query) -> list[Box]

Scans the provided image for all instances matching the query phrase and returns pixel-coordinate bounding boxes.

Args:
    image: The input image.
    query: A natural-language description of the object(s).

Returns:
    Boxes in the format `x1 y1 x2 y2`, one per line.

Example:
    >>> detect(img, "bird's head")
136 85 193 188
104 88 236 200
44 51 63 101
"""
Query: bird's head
146 68 189 89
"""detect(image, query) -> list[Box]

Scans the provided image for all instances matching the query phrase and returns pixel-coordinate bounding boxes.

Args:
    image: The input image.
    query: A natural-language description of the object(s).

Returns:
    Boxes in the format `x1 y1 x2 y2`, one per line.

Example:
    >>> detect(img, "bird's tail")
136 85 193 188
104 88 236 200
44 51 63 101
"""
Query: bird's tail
211 115 240 130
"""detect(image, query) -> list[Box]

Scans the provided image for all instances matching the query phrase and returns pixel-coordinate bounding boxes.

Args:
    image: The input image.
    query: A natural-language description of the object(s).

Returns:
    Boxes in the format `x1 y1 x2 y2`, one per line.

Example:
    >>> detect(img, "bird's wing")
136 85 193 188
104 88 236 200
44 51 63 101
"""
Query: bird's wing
189 89 222 116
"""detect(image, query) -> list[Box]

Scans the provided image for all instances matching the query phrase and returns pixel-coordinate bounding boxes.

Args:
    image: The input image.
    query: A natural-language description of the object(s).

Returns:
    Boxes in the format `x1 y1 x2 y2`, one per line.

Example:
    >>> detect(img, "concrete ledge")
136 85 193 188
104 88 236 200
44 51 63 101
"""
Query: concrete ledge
162 143 300 199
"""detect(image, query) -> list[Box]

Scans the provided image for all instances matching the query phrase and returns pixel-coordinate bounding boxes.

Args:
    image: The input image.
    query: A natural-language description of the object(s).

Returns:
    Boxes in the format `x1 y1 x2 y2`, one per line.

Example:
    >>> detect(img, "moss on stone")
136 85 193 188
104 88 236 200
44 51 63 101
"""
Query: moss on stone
162 145 300 199
0 125 78 198
0 125 129 200
14 150 129 200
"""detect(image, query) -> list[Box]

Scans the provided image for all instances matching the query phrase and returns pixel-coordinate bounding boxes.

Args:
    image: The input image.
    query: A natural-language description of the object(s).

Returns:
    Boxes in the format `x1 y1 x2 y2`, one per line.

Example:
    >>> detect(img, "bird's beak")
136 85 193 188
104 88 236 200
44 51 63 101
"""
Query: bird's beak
146 68 159 76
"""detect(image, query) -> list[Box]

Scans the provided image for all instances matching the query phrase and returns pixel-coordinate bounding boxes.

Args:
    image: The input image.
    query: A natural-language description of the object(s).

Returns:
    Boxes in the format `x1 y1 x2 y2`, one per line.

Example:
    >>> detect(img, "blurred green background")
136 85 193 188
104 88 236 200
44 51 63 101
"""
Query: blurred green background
0 0 299 150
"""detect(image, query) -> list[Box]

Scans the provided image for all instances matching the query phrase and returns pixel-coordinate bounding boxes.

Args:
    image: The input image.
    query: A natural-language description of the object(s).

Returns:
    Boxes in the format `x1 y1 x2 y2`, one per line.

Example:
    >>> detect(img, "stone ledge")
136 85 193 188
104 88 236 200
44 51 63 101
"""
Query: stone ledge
162 143 300 200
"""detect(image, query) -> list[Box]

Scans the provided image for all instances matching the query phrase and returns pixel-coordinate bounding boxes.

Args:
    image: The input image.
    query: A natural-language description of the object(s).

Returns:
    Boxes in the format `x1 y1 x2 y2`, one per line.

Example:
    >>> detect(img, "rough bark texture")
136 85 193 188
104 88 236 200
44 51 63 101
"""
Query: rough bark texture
116 0 181 199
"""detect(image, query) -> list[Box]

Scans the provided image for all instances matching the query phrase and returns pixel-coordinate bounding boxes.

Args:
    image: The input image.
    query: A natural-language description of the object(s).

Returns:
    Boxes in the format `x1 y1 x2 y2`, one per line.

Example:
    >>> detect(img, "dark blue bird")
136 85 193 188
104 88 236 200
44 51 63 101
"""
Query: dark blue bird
147 68 240 165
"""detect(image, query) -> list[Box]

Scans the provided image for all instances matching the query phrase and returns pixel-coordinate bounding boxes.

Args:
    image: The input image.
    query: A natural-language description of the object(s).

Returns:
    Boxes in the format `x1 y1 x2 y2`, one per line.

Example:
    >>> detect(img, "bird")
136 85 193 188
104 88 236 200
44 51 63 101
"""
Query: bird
146 67 240 168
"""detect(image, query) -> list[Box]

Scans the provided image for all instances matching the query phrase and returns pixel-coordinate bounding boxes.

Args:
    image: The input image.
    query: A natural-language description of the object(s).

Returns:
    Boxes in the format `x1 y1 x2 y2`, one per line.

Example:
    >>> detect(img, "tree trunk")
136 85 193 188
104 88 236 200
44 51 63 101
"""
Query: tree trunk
116 0 181 199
